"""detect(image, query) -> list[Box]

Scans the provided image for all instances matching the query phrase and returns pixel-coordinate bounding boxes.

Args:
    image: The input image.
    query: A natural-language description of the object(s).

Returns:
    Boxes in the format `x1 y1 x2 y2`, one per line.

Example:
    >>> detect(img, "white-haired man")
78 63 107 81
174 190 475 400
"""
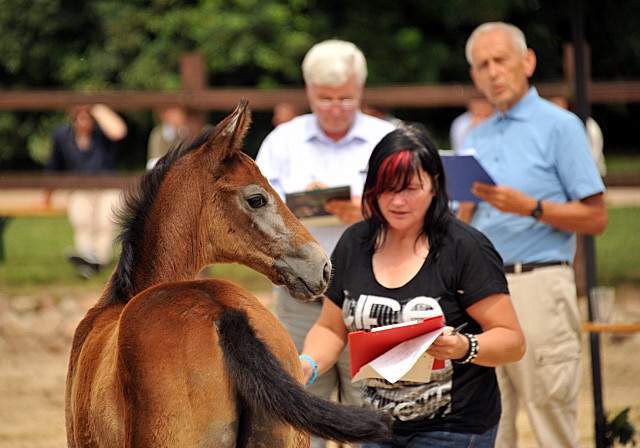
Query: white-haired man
256 39 395 448
460 22 608 448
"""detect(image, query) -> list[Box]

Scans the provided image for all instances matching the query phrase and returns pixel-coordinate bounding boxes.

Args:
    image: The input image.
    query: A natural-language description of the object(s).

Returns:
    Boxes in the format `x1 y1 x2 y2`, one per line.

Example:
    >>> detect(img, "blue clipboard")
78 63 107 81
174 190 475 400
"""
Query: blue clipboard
439 152 495 202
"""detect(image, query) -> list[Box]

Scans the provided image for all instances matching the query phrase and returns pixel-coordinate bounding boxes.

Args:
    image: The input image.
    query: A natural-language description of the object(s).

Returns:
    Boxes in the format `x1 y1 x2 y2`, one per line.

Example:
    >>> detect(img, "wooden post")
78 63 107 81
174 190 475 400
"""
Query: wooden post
180 53 208 137
569 2 607 446
563 42 592 297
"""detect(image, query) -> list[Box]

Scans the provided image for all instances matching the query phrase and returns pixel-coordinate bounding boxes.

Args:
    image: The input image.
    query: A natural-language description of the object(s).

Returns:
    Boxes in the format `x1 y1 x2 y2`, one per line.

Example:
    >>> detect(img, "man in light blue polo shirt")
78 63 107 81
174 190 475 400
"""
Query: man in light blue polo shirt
256 39 395 448
460 22 608 448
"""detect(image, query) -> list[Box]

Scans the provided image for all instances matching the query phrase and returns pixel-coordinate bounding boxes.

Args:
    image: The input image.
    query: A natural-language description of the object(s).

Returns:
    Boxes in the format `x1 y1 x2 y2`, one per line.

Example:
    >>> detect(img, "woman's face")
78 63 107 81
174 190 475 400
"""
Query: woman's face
73 107 95 134
377 168 435 233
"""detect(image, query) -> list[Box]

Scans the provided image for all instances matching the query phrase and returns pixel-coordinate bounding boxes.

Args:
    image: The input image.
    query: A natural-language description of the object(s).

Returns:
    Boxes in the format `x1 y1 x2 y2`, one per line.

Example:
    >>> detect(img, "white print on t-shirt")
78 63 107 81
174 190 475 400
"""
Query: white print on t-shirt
344 294 444 331
343 292 452 422
363 365 454 421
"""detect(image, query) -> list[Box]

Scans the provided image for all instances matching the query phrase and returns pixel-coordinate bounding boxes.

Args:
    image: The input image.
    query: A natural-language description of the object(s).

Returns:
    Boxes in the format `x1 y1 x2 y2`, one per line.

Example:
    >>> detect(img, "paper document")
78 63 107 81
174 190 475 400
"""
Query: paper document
352 329 443 383
348 316 445 383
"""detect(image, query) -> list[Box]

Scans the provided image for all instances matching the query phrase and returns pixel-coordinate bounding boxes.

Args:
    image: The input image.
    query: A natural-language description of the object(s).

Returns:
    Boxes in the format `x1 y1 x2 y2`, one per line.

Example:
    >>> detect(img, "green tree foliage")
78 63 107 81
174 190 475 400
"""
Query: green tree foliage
0 0 320 167
0 0 97 87
1 0 639 169
54 0 319 89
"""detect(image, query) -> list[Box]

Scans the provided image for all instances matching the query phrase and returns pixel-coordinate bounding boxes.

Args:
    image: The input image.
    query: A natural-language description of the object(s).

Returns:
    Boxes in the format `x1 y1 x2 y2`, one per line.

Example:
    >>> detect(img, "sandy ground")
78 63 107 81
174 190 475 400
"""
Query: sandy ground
1 284 639 448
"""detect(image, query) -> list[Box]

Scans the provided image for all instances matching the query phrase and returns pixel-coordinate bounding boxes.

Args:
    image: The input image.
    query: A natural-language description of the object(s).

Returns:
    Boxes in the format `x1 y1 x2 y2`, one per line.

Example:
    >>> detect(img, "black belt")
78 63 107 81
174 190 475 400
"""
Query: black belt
504 261 570 274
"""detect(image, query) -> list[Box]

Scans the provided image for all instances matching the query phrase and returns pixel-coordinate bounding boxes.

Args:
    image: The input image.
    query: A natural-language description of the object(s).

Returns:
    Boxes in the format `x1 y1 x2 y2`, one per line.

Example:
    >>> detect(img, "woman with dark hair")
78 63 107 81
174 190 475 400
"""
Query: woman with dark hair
300 124 525 448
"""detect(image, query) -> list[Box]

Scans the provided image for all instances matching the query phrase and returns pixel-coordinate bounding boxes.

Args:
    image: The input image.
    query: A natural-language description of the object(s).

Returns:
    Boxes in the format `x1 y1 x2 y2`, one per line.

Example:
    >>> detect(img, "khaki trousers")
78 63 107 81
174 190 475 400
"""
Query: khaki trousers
274 286 363 448
67 189 122 265
496 265 581 448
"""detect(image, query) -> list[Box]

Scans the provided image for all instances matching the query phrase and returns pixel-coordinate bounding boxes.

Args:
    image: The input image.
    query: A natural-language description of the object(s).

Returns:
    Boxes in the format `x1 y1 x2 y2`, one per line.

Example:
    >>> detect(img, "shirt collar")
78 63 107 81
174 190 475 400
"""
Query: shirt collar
305 111 368 145
500 86 538 121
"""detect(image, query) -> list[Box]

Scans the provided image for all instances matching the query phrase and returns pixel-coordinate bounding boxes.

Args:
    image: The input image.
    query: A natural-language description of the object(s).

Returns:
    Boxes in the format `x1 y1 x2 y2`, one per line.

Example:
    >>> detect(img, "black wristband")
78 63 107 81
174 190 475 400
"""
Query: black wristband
453 333 479 365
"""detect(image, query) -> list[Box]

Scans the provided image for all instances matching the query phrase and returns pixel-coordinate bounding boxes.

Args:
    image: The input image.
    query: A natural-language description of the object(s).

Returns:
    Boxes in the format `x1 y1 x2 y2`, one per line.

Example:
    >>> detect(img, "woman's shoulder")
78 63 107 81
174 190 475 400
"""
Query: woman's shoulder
445 216 487 242
443 217 504 266
334 220 371 253
442 217 500 254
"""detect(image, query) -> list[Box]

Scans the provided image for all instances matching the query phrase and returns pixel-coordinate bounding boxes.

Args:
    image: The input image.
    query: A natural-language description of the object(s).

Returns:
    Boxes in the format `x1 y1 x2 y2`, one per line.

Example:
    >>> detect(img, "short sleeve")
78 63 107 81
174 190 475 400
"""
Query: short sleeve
552 113 605 201
450 222 509 308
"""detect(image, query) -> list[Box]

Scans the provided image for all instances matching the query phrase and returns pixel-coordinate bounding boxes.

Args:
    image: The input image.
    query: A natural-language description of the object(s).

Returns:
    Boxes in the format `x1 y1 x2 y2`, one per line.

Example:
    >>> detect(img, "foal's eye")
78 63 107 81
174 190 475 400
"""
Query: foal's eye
247 194 267 209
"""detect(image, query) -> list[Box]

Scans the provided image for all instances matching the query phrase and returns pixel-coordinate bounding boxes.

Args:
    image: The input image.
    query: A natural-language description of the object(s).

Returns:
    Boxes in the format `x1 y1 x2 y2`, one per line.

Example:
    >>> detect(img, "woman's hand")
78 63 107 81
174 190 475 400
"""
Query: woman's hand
427 327 469 361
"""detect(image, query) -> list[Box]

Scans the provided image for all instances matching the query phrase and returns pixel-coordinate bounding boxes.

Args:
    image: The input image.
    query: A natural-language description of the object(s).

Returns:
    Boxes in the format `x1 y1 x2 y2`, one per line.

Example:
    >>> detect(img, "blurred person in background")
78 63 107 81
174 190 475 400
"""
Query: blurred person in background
460 22 608 447
256 39 395 448
271 101 306 127
146 105 189 169
47 104 127 278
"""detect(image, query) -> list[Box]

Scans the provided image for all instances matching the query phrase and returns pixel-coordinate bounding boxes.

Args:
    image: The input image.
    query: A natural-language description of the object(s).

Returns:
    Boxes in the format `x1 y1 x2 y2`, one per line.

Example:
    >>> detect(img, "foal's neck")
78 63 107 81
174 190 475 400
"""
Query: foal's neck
135 243 205 293
110 229 209 303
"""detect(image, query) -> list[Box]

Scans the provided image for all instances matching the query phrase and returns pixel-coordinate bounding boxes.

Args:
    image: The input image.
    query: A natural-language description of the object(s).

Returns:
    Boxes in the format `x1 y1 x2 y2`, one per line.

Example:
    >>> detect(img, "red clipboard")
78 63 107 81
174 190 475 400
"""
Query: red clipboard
348 315 446 379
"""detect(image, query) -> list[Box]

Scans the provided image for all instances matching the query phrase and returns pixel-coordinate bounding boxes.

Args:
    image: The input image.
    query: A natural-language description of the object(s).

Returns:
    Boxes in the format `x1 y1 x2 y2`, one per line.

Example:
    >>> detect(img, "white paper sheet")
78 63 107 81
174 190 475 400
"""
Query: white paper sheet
352 328 443 384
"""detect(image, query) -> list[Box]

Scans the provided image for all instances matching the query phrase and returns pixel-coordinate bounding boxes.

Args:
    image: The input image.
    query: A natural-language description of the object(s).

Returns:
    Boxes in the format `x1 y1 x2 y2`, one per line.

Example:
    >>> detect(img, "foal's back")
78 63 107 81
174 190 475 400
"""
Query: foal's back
116 279 305 447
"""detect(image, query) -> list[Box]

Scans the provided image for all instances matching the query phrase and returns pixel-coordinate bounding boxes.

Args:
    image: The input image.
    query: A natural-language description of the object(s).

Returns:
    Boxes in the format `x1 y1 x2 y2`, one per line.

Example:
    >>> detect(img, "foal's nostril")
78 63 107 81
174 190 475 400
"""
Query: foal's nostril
323 261 331 283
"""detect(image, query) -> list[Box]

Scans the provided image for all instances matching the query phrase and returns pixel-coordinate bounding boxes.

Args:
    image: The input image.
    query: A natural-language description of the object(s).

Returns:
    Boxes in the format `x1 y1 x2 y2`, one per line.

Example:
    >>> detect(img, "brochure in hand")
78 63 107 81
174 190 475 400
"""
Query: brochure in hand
285 185 351 219
439 150 495 202
348 315 445 384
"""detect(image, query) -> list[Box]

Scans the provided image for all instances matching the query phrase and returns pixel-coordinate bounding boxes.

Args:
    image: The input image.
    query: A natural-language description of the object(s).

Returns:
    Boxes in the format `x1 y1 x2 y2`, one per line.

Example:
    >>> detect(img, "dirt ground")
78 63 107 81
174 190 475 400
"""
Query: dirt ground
1 284 639 448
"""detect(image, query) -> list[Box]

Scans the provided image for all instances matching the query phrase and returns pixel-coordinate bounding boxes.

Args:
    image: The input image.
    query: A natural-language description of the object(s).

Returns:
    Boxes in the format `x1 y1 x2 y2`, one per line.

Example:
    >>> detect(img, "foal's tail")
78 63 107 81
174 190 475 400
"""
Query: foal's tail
216 308 392 444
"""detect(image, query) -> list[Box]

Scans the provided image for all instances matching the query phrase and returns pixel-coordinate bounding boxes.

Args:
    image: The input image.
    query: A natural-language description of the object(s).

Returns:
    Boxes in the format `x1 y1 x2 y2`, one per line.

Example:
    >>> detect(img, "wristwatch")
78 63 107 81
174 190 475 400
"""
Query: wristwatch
531 200 543 219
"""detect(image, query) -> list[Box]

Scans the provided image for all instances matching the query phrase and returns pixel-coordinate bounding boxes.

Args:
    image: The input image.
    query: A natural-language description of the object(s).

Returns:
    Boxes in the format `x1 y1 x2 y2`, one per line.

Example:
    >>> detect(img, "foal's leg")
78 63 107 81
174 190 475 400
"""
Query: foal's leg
238 408 308 447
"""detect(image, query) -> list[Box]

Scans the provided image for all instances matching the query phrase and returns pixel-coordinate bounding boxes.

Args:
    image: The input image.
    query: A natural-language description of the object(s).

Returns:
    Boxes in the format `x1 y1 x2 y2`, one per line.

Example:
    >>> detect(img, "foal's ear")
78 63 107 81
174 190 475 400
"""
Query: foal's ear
207 99 252 160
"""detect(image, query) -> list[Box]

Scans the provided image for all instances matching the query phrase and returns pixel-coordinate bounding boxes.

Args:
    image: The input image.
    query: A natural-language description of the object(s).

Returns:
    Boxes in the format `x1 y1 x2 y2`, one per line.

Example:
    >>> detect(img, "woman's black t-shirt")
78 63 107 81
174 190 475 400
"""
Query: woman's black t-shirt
326 217 508 434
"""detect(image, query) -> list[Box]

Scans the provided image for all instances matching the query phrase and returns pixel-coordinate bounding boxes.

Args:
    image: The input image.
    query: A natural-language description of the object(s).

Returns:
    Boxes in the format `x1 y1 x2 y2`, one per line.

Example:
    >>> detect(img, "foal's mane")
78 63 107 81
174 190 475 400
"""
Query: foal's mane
105 128 217 304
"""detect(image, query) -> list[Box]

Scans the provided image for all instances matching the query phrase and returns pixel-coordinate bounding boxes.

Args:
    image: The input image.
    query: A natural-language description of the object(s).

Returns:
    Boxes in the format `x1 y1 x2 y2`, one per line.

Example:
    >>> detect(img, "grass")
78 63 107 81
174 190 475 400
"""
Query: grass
596 207 640 286
0 216 109 289
1 207 638 294
606 155 640 176
0 216 271 296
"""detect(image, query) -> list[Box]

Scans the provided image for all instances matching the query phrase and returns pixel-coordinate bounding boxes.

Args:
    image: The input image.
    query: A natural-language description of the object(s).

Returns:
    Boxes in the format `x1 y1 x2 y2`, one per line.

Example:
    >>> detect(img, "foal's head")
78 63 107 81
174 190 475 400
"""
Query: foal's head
112 100 330 303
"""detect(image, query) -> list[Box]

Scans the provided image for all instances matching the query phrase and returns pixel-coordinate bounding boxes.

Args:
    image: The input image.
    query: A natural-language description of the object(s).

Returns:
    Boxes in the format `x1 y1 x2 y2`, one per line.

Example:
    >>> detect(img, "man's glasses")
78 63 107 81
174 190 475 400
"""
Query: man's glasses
314 98 358 111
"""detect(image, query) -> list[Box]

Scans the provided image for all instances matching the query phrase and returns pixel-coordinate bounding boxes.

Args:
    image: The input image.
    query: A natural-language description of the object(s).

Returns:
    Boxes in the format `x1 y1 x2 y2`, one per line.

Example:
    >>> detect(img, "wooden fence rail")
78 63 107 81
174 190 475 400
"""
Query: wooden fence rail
0 80 639 112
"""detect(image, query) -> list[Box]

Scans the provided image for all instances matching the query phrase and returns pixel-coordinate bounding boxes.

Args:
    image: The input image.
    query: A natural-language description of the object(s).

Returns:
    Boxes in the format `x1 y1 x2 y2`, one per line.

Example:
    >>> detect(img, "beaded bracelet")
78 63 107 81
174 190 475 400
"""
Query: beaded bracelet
454 333 479 365
299 355 318 386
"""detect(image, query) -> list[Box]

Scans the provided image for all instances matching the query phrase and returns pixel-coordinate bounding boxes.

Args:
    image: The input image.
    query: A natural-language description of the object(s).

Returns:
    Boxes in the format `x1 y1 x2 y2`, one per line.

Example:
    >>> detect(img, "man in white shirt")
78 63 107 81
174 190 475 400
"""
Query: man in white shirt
256 39 395 448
